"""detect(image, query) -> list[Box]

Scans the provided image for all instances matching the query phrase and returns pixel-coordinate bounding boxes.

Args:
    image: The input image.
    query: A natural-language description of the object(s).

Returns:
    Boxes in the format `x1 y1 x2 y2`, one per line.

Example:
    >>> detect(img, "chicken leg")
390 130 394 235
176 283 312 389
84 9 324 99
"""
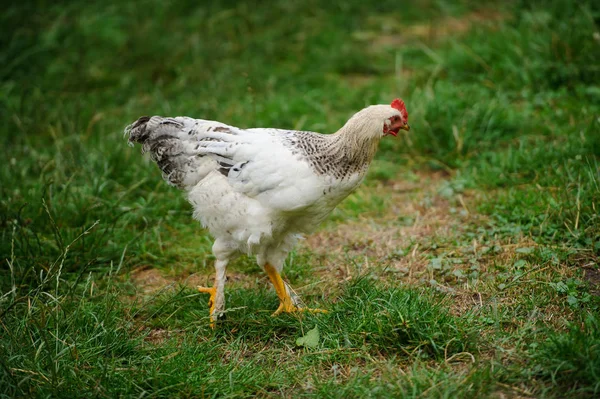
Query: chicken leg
197 259 227 328
264 263 326 315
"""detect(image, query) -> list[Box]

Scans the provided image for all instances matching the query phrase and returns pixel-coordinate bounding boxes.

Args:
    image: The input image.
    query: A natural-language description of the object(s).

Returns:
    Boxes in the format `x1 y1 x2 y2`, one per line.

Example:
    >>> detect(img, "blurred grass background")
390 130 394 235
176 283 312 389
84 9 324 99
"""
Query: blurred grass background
1 0 599 397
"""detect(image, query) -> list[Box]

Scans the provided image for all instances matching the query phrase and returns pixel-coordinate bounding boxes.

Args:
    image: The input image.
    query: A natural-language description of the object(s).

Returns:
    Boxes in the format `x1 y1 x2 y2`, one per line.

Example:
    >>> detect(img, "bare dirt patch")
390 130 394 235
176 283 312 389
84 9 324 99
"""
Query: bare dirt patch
353 9 507 51
302 171 472 286
130 266 172 294
144 328 172 344
583 262 600 296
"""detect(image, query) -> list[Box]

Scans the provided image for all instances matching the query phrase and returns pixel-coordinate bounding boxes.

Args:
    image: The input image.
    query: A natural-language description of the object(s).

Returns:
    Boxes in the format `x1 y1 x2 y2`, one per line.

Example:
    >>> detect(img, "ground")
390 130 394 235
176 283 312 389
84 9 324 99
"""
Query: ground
1 0 599 398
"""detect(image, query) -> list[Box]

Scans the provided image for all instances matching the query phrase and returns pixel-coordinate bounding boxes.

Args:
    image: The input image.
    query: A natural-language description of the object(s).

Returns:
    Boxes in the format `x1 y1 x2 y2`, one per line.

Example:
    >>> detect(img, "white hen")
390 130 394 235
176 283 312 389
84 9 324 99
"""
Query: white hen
126 99 409 325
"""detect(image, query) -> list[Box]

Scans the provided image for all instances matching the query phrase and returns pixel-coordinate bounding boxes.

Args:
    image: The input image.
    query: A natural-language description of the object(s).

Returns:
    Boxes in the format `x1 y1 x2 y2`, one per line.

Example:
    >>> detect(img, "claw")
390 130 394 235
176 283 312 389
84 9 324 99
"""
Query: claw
272 296 297 316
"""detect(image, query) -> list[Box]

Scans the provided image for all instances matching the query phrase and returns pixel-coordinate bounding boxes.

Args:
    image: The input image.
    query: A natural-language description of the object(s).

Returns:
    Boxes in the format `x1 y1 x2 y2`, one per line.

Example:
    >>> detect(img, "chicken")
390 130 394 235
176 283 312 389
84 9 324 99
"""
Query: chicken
126 99 409 326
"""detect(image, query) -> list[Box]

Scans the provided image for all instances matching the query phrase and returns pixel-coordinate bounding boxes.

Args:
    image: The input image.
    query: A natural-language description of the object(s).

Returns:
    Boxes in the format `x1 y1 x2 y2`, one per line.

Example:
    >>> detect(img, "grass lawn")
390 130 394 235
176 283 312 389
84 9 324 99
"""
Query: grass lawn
1 0 599 397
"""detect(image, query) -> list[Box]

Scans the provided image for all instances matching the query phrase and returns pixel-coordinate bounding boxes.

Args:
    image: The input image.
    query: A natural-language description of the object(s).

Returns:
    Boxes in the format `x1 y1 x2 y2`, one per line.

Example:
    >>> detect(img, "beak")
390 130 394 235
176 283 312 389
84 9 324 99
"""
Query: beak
400 123 410 131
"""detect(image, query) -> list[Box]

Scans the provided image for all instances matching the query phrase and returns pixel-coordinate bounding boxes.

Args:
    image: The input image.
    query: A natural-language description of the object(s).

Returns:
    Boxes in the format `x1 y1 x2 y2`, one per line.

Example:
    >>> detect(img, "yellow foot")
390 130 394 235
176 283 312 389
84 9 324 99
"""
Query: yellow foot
197 286 217 328
264 263 327 317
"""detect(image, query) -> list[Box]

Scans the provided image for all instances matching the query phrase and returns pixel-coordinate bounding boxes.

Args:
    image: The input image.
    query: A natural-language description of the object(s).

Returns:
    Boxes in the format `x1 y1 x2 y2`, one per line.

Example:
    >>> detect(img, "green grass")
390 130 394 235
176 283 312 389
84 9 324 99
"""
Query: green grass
2 0 600 397
531 313 600 395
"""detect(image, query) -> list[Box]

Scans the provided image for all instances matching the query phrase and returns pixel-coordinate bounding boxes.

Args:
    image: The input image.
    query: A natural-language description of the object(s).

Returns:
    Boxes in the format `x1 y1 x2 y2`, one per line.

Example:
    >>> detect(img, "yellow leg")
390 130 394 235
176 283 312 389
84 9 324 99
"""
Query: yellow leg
197 286 217 328
264 263 327 316
197 258 227 329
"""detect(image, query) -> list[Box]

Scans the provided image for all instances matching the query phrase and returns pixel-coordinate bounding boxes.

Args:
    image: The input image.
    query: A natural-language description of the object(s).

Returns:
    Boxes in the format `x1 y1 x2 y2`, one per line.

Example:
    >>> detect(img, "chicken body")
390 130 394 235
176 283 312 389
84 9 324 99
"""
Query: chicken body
126 101 409 324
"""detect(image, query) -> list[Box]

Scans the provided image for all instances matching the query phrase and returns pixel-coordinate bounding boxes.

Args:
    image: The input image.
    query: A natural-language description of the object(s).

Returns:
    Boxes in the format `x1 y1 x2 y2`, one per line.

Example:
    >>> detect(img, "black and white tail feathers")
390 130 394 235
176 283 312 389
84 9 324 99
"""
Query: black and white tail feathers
126 116 213 189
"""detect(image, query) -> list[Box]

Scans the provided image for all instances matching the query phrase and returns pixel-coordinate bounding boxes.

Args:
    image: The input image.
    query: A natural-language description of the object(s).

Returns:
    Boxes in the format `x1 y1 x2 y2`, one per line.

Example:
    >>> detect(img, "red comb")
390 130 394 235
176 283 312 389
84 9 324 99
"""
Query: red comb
391 98 408 120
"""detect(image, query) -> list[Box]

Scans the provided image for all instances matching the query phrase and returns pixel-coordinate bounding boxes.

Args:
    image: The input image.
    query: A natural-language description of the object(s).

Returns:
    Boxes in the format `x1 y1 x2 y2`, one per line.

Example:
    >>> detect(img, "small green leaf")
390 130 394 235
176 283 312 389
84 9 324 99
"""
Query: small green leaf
551 281 569 293
430 258 443 270
513 259 527 269
296 326 320 349
516 247 534 254
452 269 465 278
567 295 579 307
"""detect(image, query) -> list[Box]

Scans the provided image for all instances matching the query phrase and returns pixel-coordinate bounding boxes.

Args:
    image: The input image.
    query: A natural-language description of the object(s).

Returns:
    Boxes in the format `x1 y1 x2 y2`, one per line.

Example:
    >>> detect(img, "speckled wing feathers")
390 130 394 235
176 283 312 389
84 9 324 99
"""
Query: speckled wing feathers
126 116 243 189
